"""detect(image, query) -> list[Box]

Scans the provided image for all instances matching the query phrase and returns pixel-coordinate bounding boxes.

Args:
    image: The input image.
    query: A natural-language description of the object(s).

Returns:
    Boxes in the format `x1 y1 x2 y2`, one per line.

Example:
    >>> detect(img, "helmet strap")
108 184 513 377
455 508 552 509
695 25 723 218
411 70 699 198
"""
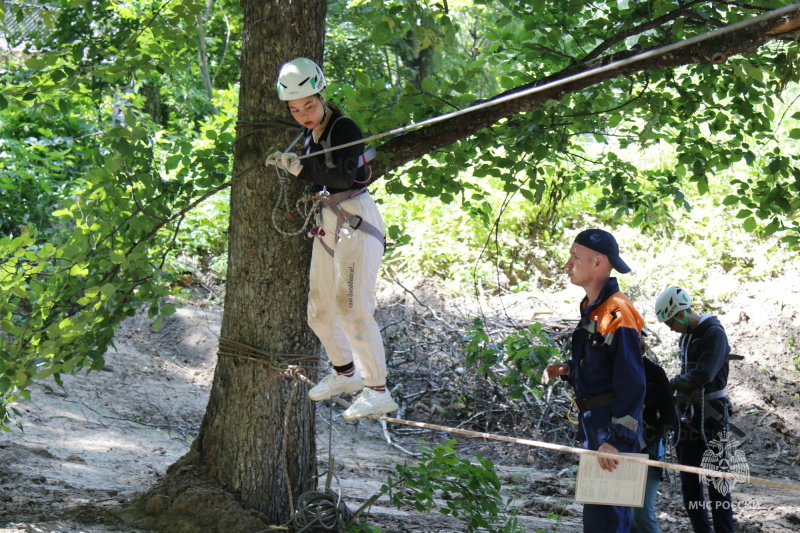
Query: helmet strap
674 310 690 330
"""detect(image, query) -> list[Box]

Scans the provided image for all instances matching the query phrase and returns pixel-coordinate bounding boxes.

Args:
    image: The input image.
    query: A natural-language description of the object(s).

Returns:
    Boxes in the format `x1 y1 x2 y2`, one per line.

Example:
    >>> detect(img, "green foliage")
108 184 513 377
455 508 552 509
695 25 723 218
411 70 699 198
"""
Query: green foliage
328 0 800 248
385 439 523 533
463 317 559 399
168 190 230 280
0 0 239 428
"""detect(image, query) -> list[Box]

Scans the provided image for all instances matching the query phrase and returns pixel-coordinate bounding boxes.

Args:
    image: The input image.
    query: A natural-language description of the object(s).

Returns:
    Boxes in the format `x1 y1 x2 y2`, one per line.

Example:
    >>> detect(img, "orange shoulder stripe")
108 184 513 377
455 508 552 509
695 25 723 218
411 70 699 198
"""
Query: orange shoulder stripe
591 292 644 335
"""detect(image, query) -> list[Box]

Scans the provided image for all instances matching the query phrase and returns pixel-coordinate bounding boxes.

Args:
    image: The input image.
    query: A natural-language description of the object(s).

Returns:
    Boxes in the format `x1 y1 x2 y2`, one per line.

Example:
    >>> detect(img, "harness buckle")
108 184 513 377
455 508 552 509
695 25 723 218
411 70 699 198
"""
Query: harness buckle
348 215 363 230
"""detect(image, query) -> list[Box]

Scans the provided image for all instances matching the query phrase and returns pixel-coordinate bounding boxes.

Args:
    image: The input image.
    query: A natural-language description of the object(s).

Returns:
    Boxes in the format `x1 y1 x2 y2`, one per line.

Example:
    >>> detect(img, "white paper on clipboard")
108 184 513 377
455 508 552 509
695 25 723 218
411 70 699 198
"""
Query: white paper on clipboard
574 452 648 507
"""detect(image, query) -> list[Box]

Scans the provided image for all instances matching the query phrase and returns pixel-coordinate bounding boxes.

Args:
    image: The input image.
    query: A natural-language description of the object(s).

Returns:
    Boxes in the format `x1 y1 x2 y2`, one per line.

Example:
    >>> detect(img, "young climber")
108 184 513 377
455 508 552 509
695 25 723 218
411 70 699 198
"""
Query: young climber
631 335 678 533
266 57 398 420
542 228 646 533
655 286 735 533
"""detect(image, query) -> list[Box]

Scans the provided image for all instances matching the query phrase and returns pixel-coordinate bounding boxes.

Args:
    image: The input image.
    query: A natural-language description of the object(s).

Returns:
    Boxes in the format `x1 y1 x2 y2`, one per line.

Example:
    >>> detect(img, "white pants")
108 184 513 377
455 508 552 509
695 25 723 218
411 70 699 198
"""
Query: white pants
307 191 387 387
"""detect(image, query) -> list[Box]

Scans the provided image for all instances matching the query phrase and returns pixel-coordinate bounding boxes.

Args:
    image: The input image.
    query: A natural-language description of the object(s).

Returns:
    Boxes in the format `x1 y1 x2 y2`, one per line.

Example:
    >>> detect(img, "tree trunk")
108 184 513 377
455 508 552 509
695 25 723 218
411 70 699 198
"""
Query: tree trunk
124 2 329 531
196 0 328 523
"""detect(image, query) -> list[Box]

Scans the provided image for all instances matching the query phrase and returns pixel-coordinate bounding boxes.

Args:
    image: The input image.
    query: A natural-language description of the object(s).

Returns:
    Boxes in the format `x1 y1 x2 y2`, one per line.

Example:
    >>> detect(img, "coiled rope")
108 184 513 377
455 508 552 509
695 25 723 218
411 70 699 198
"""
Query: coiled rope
269 130 328 237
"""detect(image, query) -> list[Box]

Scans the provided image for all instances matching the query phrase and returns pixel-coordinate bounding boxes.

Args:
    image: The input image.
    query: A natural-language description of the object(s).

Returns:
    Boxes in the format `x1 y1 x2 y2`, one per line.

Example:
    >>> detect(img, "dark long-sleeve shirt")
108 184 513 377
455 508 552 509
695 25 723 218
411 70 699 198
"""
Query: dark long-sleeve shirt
300 108 366 194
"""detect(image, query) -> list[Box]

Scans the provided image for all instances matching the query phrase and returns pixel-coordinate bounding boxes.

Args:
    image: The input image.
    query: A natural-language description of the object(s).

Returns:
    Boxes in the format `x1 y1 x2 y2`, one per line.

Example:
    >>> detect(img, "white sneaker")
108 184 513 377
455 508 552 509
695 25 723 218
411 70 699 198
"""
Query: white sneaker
308 372 364 401
342 388 399 420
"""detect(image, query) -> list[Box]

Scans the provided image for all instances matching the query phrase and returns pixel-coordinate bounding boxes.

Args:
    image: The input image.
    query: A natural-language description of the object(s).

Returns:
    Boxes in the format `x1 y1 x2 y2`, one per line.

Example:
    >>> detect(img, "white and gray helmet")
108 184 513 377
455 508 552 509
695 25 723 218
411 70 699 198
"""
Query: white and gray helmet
276 57 326 101
655 286 692 322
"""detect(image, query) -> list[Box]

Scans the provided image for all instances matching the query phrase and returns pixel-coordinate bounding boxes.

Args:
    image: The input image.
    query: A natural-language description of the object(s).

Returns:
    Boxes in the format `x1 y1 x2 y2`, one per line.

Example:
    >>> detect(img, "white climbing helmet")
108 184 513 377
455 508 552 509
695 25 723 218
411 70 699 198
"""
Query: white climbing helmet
655 286 692 323
276 57 326 101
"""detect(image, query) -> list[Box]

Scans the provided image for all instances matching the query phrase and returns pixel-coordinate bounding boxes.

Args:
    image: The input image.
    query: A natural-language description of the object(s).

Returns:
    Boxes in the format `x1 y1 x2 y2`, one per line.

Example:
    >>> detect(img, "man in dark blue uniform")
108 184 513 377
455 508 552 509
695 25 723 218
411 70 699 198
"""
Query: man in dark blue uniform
543 228 646 533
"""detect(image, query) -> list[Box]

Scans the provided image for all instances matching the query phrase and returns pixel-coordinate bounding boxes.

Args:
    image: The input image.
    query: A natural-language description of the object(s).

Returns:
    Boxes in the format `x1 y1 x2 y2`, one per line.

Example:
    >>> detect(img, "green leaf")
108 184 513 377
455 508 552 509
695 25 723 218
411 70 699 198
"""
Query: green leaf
370 20 394 46
721 195 739 206
69 264 89 276
101 283 117 299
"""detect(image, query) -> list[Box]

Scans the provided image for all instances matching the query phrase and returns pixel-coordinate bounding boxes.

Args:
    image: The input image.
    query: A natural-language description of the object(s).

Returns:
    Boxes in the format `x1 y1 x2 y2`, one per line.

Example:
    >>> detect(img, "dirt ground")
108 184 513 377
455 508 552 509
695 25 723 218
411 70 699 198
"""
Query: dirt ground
1 268 799 533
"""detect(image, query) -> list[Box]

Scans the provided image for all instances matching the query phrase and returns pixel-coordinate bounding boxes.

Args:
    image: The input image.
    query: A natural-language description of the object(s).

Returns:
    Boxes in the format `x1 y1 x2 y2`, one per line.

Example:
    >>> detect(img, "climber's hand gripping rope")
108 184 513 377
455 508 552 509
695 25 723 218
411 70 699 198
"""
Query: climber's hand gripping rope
265 130 304 179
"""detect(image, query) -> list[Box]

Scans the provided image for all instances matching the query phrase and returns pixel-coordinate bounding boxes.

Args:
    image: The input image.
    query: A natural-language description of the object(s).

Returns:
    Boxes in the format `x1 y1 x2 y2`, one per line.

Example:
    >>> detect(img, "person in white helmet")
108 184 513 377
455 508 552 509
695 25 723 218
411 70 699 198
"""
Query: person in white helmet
655 286 734 533
266 57 398 420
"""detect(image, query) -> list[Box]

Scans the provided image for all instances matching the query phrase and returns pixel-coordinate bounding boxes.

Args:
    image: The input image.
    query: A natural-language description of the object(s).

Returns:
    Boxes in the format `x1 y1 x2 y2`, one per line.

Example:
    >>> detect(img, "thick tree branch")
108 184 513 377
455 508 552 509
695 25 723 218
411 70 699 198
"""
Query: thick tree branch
368 8 800 181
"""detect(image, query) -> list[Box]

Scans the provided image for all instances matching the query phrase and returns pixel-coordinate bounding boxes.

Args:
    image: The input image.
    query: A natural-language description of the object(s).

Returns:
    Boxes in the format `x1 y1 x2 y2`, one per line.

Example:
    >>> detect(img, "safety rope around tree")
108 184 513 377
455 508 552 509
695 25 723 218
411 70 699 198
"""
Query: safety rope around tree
222 339 376 533
216 337 320 370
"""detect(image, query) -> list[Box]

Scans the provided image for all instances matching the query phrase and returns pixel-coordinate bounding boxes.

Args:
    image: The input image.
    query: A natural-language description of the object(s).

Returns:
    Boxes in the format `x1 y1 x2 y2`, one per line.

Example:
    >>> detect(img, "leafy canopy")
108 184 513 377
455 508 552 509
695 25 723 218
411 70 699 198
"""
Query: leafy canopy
0 0 799 430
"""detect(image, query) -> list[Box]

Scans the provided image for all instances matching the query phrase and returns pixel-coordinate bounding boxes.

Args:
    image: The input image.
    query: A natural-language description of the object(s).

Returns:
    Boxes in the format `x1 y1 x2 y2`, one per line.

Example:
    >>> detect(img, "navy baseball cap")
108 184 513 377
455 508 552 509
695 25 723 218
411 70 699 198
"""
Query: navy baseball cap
574 229 631 274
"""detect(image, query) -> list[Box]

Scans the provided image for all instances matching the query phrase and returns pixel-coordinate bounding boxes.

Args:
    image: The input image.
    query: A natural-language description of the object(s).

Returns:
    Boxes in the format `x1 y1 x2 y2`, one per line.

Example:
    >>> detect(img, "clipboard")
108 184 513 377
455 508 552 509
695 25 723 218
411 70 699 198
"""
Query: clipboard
574 452 648 507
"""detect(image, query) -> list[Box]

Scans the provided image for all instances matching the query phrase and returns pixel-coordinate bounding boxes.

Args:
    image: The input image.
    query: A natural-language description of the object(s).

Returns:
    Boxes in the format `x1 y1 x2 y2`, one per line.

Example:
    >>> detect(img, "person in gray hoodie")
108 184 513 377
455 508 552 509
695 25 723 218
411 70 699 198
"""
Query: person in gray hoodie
655 286 734 533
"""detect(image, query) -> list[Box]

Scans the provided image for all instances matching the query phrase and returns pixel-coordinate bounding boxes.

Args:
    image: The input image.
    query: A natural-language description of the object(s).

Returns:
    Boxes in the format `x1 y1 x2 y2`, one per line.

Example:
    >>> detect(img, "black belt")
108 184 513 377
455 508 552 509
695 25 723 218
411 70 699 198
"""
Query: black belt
575 392 616 412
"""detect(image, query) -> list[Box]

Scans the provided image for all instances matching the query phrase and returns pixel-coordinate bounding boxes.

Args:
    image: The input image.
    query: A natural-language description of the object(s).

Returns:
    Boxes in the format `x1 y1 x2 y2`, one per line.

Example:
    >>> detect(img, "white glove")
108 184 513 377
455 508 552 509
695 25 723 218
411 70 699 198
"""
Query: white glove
278 152 303 176
265 151 281 167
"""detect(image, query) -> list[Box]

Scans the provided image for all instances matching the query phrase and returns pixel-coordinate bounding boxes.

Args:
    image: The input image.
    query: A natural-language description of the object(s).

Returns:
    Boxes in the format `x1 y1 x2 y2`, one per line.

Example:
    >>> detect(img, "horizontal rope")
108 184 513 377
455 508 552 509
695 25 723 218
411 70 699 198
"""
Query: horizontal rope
286 370 800 494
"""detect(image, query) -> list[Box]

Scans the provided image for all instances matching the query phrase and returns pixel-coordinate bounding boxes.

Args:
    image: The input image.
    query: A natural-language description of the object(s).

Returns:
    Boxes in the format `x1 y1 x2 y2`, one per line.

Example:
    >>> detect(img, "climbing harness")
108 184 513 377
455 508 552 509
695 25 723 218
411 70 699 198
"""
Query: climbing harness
307 188 386 258
267 116 385 255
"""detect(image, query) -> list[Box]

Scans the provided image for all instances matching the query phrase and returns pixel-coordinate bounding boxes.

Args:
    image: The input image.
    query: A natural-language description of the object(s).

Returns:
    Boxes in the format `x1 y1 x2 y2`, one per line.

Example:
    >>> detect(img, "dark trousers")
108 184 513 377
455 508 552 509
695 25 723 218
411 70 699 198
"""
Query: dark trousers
581 438 639 533
583 501 630 533
676 413 734 533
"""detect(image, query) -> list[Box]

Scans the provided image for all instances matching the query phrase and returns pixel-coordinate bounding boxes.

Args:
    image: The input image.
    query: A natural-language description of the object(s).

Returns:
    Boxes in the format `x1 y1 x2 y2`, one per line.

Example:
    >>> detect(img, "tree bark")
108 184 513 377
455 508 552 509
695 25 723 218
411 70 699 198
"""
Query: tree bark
193 0 326 526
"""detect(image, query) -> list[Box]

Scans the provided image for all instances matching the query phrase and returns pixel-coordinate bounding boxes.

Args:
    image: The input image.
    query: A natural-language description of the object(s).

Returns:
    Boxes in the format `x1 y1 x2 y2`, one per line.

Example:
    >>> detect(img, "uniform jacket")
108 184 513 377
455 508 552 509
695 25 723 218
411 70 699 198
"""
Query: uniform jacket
300 108 366 194
565 277 646 451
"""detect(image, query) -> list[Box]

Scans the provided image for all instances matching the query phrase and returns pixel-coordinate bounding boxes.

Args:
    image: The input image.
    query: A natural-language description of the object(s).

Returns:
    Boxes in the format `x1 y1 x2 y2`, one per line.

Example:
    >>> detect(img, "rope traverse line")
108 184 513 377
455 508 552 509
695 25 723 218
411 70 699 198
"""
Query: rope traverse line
215 337 800 494
291 3 800 162
284 370 800 494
